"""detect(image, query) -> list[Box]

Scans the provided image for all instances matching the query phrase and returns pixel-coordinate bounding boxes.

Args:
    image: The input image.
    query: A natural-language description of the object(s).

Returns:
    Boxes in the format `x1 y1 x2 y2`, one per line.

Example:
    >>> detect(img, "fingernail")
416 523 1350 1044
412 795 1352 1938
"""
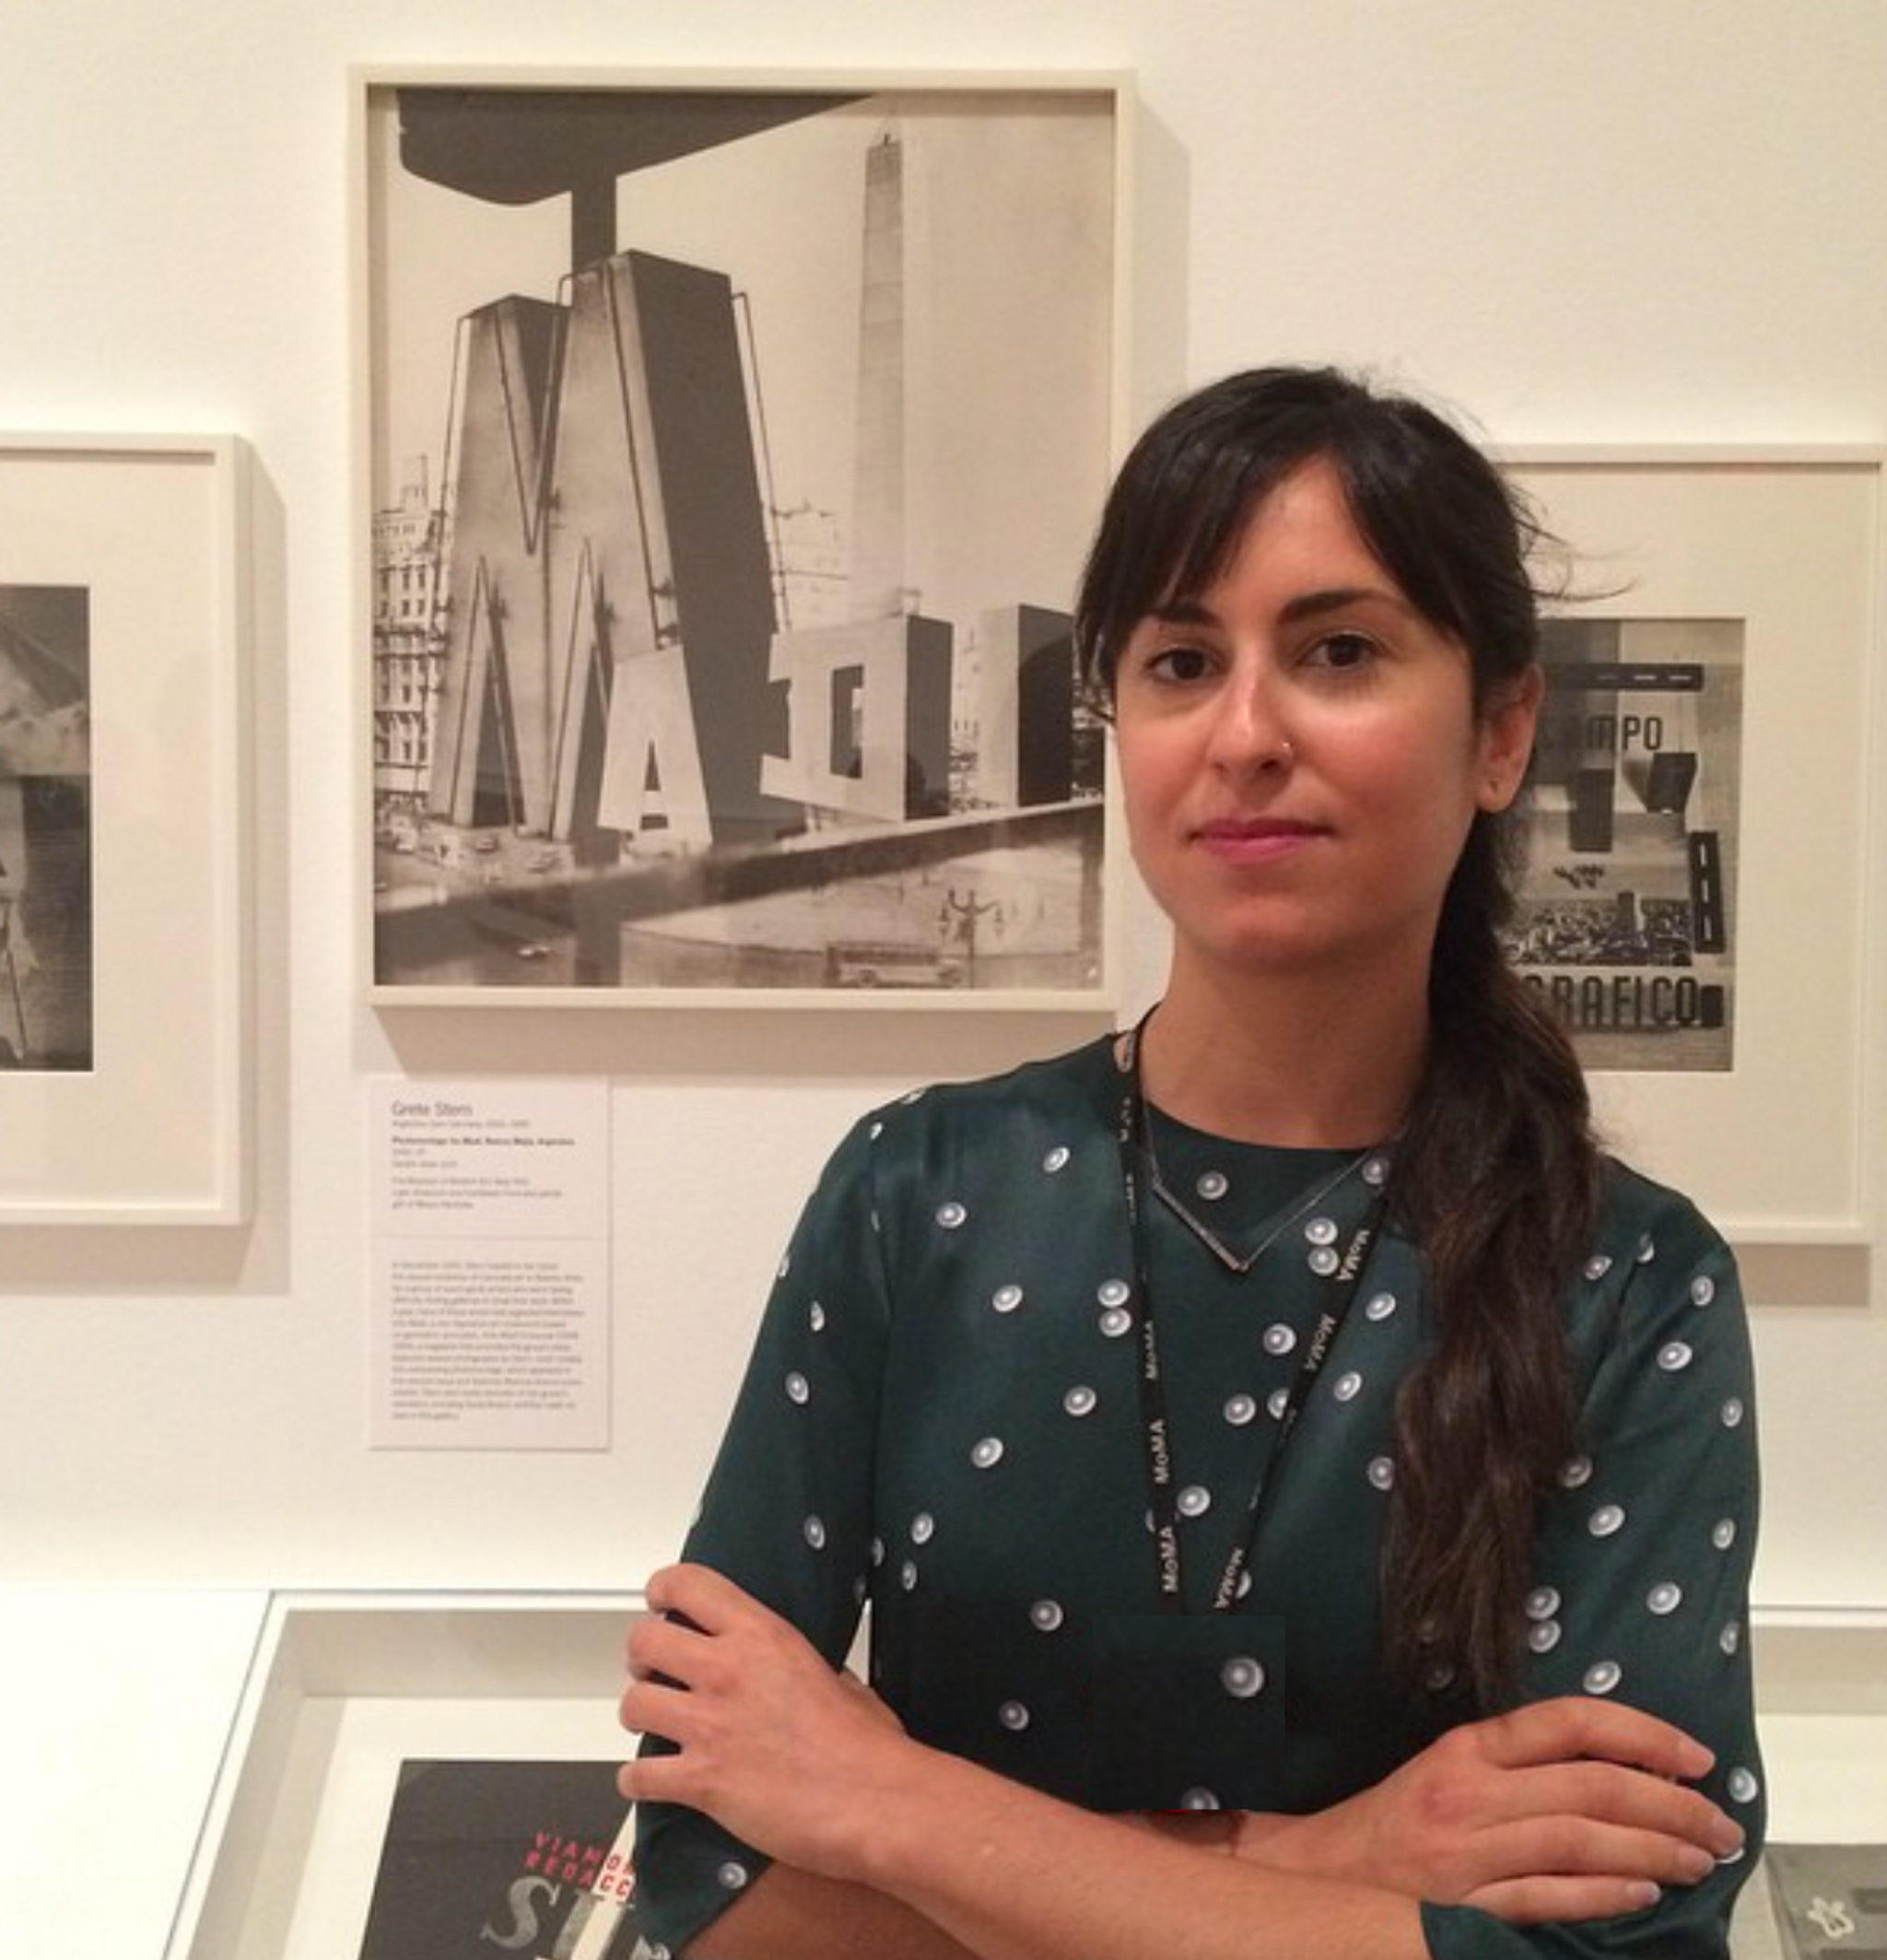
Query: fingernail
1712 1818 1747 1857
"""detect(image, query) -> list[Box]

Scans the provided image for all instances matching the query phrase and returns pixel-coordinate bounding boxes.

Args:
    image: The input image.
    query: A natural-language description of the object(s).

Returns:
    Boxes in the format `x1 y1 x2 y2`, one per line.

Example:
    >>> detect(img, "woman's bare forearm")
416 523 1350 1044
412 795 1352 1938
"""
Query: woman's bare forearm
844 1736 1427 1960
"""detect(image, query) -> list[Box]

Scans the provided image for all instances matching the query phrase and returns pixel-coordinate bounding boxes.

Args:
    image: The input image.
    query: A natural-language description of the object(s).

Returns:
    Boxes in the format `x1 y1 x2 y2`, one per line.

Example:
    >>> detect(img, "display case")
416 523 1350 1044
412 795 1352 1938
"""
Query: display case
162 1593 1887 1960
164 1591 640 1960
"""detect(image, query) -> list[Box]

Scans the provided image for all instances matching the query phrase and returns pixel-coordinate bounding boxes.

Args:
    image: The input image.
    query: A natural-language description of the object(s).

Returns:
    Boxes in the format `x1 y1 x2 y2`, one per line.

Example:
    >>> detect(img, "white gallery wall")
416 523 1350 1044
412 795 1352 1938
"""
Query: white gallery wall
3 0 1886 1622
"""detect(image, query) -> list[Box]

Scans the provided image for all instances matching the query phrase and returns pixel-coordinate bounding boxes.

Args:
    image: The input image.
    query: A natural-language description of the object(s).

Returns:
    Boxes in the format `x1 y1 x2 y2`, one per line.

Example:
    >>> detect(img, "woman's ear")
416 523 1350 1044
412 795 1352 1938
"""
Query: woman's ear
1476 665 1545 814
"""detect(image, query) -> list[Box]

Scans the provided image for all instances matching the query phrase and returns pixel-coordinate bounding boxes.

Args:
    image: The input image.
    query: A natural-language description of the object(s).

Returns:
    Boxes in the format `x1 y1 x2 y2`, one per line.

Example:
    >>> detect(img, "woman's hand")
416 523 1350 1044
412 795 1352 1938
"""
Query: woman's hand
1233 1696 1744 1923
620 1566 1433 1960
618 1562 913 1885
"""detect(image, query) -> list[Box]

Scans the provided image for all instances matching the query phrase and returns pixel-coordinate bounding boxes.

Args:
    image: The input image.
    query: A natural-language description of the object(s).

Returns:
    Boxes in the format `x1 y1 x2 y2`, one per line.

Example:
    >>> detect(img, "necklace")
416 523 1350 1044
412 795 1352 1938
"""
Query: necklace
1143 1124 1372 1276
1119 1014 1375 1274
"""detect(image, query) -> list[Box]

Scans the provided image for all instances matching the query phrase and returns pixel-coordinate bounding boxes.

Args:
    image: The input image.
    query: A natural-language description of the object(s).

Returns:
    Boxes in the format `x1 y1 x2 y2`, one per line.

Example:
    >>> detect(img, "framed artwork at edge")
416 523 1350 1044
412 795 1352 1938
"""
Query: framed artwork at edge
356 67 1131 1014
1505 447 1883 1246
0 433 252 1226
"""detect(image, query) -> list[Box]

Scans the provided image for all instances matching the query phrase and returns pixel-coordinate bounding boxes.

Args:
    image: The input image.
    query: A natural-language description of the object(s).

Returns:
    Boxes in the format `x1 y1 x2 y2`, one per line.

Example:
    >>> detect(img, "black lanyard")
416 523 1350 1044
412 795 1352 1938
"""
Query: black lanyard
1114 1017 1390 1614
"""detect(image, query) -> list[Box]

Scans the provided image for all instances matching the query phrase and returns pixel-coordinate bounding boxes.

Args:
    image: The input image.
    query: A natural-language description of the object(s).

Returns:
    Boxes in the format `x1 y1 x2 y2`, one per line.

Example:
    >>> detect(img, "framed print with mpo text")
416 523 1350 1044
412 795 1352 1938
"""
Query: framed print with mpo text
0 434 252 1225
1505 447 1882 1244
357 68 1129 1009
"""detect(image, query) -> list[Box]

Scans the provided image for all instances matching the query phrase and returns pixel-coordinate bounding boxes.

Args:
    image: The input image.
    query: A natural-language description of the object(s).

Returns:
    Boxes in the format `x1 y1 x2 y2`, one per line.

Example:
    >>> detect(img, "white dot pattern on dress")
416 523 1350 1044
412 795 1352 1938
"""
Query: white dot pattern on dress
662 1051 1763 1915
1222 1656 1265 1698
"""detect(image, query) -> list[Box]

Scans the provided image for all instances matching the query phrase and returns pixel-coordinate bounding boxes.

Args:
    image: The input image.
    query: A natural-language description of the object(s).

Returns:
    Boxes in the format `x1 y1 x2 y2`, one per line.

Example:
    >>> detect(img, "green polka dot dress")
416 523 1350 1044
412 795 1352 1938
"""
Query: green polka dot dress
633 1037 1764 1959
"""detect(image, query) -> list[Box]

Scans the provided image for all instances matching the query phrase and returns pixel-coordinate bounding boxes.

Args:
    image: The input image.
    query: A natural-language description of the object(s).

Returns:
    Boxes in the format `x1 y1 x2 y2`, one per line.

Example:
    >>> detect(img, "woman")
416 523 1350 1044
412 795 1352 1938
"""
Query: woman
619 368 1763 1960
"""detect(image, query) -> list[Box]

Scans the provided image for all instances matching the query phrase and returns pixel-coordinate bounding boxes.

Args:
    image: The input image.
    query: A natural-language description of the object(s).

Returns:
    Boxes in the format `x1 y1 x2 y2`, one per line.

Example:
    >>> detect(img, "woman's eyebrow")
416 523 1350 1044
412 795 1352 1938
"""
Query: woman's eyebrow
1145 595 1219 626
1147 584 1412 628
1276 584 1410 625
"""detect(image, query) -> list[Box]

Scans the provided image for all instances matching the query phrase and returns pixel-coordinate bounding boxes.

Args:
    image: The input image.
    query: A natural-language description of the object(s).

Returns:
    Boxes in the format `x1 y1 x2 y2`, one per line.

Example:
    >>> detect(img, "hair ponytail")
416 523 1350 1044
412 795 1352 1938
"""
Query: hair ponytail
1381 817 1604 1710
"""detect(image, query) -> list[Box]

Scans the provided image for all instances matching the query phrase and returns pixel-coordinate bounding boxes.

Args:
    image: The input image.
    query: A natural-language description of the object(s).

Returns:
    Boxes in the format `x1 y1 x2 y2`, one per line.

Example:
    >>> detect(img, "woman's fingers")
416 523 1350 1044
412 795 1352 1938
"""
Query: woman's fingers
1464 1872 1667 1925
642 1560 763 1635
1472 1696 1715 1781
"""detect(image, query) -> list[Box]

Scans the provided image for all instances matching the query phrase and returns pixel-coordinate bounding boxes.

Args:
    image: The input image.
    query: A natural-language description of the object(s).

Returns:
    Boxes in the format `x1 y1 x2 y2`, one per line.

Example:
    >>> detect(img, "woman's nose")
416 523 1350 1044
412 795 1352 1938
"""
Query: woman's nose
1205 670 1295 774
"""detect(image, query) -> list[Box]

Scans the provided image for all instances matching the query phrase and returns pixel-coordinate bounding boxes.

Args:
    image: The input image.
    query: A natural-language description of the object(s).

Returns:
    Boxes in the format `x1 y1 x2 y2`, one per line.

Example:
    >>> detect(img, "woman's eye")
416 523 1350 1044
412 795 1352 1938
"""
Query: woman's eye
1311 630 1377 673
1147 642 1214 683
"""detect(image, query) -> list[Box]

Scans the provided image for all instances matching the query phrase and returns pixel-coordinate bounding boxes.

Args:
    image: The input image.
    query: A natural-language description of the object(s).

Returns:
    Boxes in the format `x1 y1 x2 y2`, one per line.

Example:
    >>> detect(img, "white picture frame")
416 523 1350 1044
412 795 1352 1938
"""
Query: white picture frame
1504 448 1883 1246
355 67 1131 1012
164 1592 641 1960
0 433 252 1224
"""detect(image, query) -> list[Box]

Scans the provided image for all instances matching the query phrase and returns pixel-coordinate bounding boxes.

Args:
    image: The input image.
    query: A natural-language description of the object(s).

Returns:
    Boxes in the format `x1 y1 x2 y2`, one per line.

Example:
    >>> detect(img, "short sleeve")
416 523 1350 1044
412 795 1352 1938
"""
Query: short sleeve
631 1113 893 1956
1424 1181 1764 1959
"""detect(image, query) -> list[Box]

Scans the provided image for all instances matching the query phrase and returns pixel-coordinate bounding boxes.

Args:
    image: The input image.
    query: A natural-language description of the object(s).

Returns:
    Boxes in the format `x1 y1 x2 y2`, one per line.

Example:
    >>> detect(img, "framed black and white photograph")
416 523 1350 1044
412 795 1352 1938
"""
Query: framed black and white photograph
1506 449 1882 1244
357 68 1128 1009
0 434 251 1225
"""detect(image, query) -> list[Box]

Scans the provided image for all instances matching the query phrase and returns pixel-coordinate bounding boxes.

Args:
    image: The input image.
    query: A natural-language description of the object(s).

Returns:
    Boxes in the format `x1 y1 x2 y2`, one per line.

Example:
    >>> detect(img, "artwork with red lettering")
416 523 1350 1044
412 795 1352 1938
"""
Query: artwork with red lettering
356 1759 651 1960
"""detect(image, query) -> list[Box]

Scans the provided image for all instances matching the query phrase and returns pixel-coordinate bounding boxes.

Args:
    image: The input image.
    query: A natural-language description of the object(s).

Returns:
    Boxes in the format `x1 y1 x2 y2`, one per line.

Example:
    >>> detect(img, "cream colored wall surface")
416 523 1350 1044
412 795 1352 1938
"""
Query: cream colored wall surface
2 0 1884 1616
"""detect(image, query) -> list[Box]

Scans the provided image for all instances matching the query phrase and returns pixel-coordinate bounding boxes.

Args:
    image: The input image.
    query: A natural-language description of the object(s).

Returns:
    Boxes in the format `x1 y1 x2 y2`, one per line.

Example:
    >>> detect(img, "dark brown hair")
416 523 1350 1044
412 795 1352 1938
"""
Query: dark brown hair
1074 366 1604 1710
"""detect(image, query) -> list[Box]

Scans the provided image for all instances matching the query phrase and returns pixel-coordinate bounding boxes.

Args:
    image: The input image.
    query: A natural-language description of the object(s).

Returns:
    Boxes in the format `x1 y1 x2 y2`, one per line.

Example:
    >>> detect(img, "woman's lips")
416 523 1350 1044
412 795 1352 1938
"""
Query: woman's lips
1193 816 1326 863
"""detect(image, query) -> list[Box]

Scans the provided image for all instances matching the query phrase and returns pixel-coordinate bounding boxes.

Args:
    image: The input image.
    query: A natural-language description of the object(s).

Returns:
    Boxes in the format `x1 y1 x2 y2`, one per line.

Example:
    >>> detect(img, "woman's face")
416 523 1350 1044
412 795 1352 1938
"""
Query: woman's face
1111 454 1540 992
